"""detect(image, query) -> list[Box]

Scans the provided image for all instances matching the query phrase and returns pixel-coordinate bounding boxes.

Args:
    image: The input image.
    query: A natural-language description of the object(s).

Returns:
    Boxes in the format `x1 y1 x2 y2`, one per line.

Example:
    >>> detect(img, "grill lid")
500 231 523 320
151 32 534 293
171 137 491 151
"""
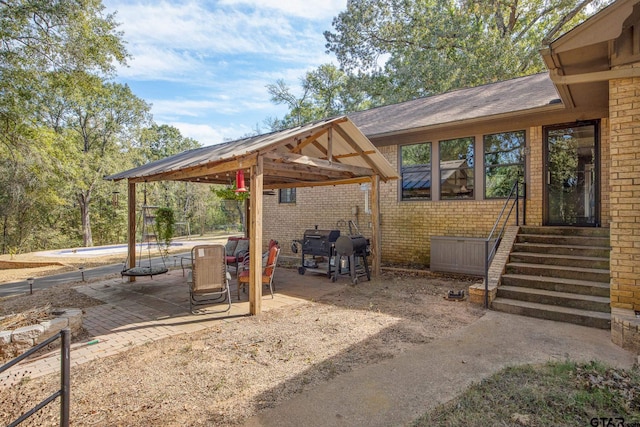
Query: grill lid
302 229 340 241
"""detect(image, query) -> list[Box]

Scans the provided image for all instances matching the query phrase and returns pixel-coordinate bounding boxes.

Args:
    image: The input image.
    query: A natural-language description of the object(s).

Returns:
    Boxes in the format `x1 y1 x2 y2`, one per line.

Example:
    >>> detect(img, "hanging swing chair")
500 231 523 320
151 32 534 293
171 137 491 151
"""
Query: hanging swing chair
121 189 169 278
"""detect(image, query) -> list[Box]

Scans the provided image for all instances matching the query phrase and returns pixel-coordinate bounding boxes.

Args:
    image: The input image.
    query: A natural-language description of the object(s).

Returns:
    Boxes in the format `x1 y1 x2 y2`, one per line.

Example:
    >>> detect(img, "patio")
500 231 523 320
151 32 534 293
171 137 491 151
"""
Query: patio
2 266 346 386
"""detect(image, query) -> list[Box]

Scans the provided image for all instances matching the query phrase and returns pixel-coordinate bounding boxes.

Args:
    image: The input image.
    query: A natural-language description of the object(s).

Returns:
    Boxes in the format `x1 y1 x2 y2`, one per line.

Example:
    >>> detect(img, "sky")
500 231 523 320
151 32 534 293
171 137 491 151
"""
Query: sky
101 0 348 146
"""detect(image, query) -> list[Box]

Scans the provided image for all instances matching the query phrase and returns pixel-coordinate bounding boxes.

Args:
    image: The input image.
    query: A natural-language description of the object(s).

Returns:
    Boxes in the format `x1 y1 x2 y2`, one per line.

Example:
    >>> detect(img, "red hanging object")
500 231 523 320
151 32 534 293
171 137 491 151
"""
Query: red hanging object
235 170 247 193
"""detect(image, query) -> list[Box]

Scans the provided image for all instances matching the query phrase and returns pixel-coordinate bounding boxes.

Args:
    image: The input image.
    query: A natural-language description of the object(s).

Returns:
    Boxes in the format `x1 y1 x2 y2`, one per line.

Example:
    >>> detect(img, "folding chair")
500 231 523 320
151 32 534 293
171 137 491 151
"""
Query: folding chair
238 244 280 300
187 244 231 314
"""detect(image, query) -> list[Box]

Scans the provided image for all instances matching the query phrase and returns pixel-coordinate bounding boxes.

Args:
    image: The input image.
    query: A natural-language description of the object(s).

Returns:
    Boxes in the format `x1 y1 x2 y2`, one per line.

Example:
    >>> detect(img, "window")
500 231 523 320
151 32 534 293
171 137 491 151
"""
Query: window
278 188 296 203
400 143 431 200
440 137 474 199
484 131 525 198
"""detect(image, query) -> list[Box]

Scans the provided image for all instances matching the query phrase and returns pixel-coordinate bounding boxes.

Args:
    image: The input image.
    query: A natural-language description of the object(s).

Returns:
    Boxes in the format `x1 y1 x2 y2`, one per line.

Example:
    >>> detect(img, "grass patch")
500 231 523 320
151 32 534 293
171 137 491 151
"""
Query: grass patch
413 361 640 427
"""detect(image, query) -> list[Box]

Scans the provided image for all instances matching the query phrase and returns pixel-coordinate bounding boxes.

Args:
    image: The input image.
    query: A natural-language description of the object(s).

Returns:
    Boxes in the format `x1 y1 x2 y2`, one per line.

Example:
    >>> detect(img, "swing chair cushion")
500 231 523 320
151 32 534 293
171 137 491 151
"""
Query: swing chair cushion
234 238 249 257
122 266 168 277
224 238 239 256
224 237 249 273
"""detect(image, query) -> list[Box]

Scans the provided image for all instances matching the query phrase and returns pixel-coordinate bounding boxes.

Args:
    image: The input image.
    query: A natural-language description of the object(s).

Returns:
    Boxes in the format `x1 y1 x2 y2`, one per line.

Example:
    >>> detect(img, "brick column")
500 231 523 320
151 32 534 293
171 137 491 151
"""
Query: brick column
609 66 640 353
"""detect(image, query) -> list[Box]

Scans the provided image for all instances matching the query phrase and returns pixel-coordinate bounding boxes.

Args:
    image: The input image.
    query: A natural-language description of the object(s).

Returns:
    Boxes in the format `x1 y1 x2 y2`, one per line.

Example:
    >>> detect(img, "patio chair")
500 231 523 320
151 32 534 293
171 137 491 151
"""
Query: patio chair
237 244 280 300
187 244 232 314
224 237 249 276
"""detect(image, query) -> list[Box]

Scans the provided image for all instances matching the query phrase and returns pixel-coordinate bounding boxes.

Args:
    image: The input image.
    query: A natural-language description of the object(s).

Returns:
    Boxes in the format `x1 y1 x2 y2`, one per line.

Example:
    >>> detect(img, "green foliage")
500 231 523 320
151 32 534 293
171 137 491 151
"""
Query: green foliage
0 1 231 254
413 361 640 426
213 185 250 202
401 143 431 166
267 1 612 127
323 0 607 105
265 64 372 130
155 207 175 248
212 185 248 232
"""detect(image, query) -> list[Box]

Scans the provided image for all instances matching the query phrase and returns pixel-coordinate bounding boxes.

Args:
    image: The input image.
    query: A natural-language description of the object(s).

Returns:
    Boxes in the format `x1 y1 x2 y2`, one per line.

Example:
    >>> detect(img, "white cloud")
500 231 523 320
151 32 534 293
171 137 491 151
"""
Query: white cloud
168 121 228 145
104 0 336 86
103 0 343 145
219 0 347 20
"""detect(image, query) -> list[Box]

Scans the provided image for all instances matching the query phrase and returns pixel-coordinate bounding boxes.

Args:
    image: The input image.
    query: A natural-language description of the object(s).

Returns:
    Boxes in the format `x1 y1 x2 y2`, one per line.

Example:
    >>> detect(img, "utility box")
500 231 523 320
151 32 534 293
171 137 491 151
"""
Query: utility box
430 236 495 276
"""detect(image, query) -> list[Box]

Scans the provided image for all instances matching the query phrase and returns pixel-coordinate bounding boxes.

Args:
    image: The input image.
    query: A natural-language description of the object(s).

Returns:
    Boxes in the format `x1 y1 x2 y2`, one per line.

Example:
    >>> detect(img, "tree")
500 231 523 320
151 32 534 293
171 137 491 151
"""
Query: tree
138 124 200 164
265 64 372 131
64 81 151 247
324 0 611 104
1 0 127 152
137 124 203 233
0 0 133 252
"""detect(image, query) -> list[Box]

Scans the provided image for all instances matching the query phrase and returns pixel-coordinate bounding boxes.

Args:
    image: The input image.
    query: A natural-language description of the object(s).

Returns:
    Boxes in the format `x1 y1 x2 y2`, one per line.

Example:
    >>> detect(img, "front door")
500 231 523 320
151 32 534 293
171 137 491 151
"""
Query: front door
544 121 599 226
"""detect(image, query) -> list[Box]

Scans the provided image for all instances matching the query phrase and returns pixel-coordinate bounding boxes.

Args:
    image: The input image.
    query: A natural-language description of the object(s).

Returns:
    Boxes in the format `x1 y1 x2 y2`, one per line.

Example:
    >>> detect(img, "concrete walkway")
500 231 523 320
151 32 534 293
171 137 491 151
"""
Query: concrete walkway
244 310 636 427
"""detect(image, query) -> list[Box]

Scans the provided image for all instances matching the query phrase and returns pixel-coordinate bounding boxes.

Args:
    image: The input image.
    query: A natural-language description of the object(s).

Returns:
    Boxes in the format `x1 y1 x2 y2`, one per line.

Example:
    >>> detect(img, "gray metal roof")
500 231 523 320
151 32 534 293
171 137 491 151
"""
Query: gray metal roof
105 116 398 186
349 73 560 137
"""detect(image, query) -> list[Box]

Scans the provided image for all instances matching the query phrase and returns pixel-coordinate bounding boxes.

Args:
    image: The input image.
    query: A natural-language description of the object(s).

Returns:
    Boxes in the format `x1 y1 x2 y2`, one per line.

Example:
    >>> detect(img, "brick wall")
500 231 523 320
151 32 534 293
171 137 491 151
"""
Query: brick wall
600 117 611 226
264 121 609 268
608 66 640 352
526 126 544 226
265 143 527 268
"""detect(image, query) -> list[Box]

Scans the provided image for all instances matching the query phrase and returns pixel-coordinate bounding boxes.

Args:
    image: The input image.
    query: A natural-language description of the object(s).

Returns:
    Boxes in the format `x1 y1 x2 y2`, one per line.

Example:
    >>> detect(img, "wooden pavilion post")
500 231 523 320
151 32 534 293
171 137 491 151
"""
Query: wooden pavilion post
244 198 250 238
127 181 136 282
248 157 264 315
370 175 381 276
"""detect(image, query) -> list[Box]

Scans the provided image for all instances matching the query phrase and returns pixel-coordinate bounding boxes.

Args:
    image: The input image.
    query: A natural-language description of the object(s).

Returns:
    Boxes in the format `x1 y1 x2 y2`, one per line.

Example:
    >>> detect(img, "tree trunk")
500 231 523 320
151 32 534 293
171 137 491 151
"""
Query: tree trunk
235 201 245 232
2 215 7 255
78 191 93 247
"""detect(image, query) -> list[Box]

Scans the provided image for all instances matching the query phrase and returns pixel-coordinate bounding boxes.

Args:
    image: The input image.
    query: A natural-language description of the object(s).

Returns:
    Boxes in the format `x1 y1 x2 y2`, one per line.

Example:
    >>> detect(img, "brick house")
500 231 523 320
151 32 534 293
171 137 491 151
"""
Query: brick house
109 0 639 351
263 0 640 351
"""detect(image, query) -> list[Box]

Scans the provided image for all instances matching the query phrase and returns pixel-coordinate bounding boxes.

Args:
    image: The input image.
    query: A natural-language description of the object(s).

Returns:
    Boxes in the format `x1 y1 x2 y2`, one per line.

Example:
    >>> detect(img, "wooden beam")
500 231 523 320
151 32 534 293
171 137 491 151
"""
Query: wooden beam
370 175 381 277
327 127 333 163
263 152 373 177
263 167 349 183
290 128 328 154
325 150 377 160
129 156 258 183
127 181 136 283
311 140 331 159
249 156 264 315
332 125 381 173
266 176 372 189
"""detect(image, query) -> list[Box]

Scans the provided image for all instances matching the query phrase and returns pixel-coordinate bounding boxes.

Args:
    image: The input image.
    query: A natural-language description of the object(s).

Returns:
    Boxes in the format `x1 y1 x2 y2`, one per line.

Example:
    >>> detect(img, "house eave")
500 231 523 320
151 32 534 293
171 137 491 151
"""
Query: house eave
363 103 567 141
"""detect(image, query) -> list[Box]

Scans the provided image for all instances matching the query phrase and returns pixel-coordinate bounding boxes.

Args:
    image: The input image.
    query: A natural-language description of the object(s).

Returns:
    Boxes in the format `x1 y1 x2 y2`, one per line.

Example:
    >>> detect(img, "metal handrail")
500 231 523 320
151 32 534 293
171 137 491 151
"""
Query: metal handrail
1 328 70 427
484 181 526 308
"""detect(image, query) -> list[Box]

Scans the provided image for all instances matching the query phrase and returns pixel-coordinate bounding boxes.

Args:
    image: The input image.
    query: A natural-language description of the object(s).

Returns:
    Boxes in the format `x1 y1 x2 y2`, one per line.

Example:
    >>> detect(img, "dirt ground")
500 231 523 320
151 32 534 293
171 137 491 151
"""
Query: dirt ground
1 252 485 426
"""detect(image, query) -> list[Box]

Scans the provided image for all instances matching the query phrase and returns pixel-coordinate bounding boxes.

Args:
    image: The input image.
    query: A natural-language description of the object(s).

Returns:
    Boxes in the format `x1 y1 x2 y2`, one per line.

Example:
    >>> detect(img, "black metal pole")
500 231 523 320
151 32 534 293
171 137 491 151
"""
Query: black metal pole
484 239 489 309
516 182 520 226
60 328 70 427
523 183 527 225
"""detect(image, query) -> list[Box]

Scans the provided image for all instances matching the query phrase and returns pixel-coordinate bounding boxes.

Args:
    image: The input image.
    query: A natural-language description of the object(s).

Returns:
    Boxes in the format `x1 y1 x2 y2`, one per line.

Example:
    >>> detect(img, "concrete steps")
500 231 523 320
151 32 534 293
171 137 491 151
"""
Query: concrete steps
493 226 611 329
491 299 611 329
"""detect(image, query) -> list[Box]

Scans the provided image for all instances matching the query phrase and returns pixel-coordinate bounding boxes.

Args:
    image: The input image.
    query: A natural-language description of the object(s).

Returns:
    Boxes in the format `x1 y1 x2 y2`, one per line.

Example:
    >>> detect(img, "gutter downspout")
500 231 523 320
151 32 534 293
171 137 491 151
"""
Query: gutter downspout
549 66 640 85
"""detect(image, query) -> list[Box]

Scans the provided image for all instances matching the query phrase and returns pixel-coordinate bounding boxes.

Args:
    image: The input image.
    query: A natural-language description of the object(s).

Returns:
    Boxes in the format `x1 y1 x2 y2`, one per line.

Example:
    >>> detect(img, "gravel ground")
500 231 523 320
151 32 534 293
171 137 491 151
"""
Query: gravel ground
0 265 485 426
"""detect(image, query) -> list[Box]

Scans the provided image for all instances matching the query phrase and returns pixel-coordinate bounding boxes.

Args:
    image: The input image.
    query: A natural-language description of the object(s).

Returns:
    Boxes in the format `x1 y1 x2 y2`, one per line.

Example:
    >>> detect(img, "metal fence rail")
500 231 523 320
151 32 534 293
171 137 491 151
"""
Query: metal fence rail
1 328 70 427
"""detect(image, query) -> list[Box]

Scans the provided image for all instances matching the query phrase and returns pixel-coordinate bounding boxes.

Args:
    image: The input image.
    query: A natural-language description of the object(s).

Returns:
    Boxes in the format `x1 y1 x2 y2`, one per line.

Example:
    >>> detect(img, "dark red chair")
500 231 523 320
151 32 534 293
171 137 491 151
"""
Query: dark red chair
224 237 249 276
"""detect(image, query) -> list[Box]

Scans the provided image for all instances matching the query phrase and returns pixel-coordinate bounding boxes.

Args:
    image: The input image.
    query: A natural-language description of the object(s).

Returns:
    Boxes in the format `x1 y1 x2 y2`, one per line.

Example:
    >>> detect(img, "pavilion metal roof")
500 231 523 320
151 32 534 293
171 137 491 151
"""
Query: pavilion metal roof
105 116 398 188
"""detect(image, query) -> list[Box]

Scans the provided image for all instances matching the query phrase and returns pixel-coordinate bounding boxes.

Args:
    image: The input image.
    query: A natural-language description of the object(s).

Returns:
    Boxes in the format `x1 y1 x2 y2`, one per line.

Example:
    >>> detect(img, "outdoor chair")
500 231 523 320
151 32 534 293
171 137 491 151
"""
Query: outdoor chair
224 236 249 276
237 244 280 300
187 244 232 314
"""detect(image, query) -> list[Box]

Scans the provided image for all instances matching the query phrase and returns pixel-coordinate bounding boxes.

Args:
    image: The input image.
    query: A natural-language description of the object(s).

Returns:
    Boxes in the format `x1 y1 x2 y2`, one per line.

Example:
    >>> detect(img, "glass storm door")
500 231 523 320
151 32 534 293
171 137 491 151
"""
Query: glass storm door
544 122 599 226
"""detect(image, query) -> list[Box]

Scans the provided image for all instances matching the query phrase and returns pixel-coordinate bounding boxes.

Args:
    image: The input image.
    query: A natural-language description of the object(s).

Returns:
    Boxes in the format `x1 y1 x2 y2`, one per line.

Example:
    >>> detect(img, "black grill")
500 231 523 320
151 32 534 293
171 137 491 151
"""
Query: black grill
301 229 340 256
293 228 340 277
333 235 371 284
